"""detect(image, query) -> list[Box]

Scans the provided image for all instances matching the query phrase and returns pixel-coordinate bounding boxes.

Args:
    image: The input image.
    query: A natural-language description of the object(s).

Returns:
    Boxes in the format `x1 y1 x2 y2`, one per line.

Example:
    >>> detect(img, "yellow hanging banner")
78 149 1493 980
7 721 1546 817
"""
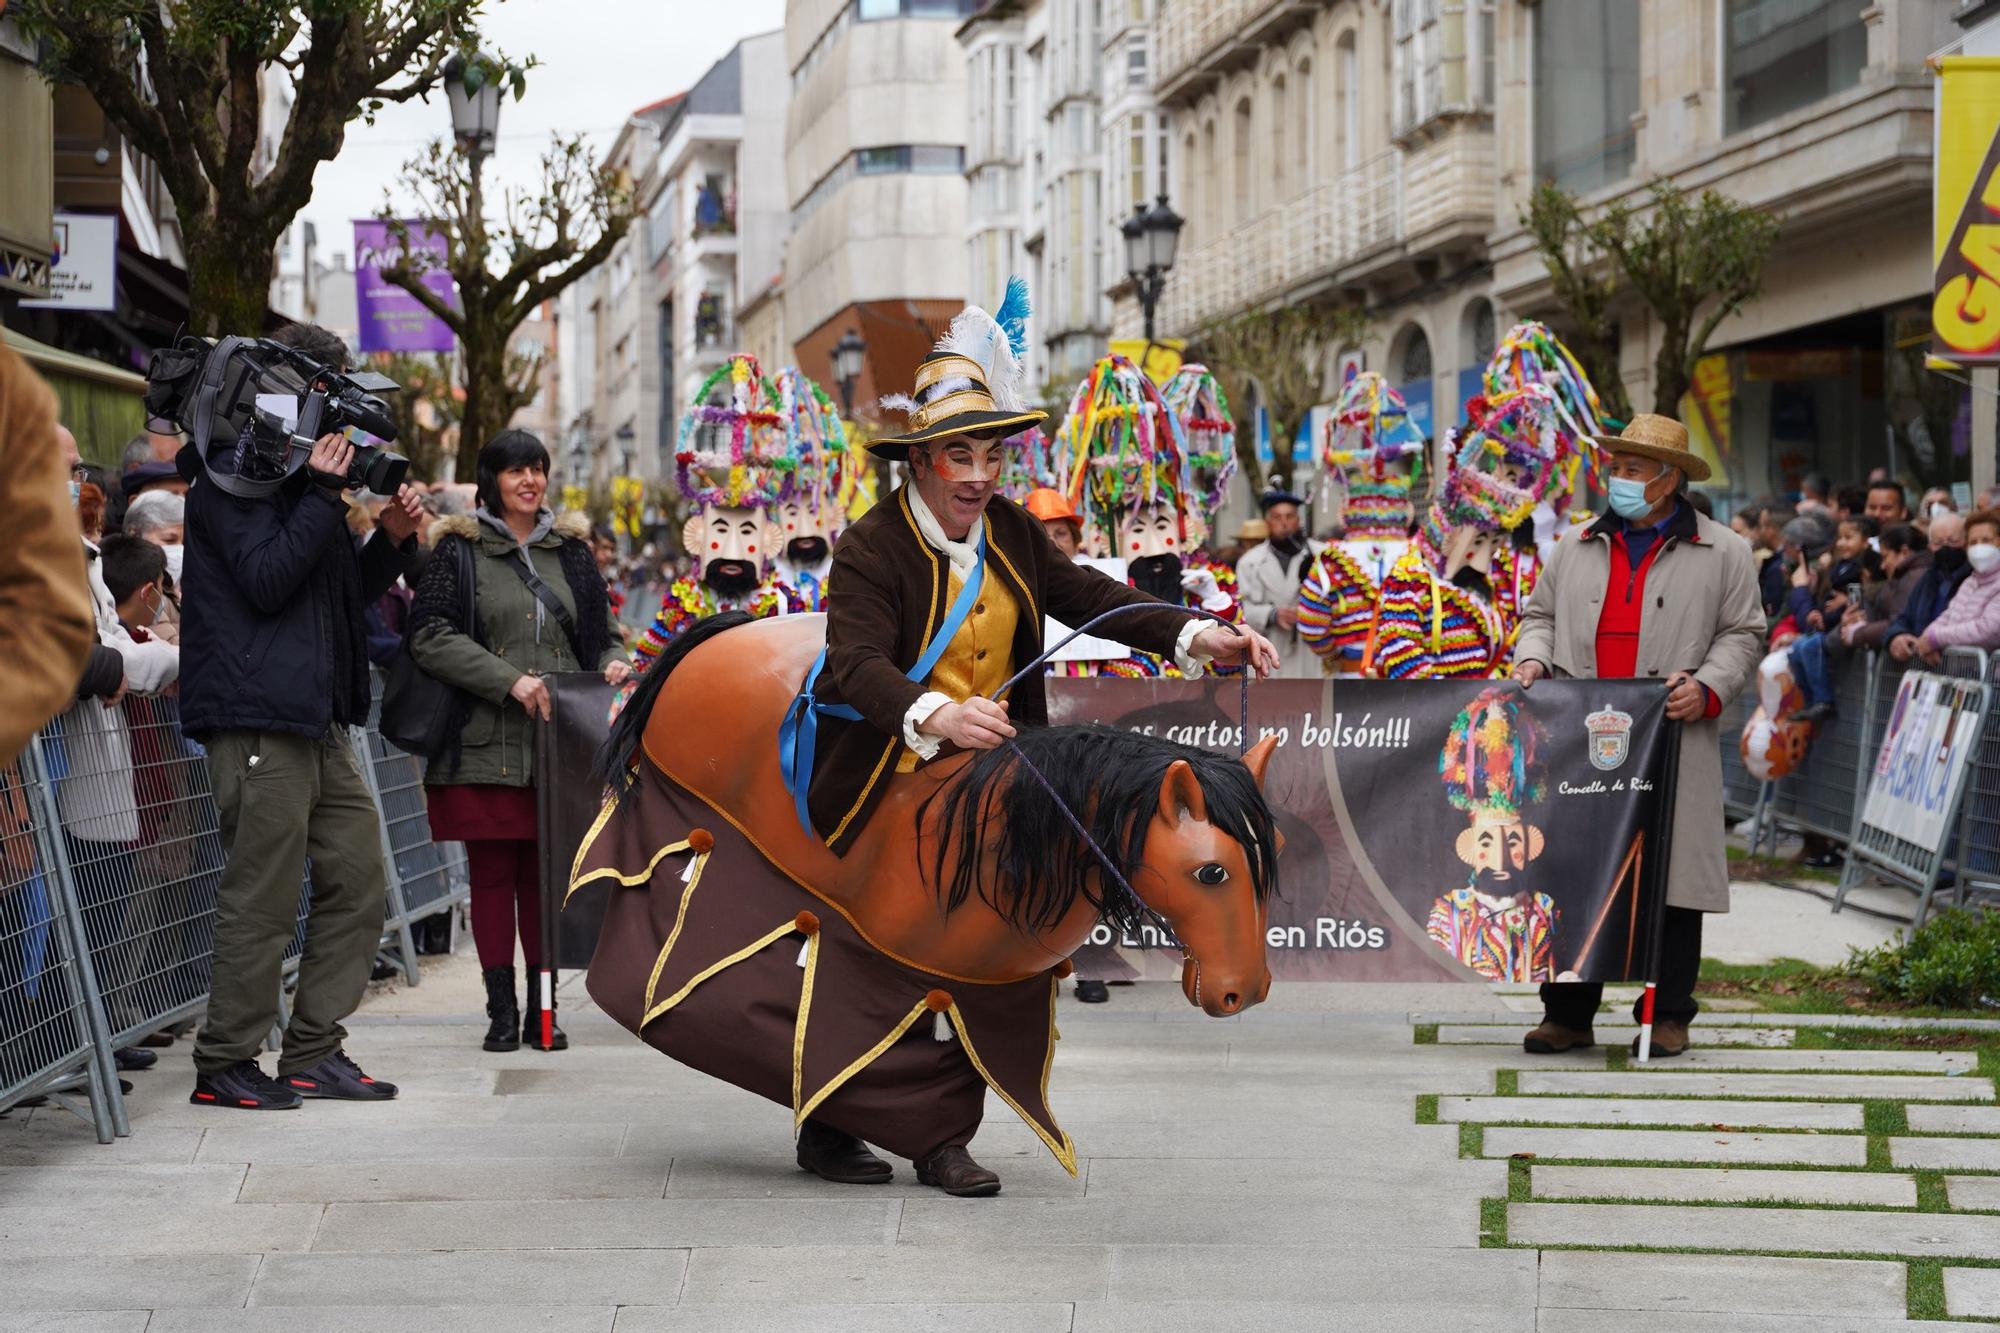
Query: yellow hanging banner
1933 57 2000 363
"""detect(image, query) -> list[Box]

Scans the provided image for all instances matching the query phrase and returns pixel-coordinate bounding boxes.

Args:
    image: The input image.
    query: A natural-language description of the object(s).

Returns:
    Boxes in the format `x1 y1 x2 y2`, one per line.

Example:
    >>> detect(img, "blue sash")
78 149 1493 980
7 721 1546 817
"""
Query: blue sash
778 525 987 836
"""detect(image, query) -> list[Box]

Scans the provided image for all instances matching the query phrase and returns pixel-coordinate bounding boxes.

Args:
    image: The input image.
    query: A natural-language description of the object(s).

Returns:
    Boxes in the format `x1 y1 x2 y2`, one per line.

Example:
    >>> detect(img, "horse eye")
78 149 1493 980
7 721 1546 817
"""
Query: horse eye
1194 863 1228 886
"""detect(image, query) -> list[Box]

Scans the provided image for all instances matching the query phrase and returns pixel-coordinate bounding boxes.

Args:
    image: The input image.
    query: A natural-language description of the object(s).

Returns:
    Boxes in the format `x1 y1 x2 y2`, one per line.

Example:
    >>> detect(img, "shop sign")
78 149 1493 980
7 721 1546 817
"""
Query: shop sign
1932 57 2000 363
20 212 117 311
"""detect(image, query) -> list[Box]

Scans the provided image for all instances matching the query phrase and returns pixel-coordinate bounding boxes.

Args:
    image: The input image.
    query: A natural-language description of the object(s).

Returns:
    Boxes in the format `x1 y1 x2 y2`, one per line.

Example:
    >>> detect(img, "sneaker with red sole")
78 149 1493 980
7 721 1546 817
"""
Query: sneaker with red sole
190 1059 301 1110
281 1050 397 1101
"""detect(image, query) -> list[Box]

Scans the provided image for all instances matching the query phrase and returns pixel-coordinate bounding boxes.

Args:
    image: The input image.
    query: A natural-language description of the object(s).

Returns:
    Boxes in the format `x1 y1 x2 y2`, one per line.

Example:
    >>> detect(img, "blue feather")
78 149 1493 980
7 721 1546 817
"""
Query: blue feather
996 275 1031 362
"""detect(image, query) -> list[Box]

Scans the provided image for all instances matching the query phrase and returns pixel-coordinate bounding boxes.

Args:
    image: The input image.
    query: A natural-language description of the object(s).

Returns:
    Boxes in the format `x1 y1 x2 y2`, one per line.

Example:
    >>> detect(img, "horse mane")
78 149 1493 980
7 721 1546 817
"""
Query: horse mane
921 723 1281 938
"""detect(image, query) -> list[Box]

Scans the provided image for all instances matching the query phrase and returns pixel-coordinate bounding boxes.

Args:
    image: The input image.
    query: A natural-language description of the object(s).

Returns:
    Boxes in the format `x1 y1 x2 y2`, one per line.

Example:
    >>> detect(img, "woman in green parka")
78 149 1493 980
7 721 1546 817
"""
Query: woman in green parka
409 430 632 1052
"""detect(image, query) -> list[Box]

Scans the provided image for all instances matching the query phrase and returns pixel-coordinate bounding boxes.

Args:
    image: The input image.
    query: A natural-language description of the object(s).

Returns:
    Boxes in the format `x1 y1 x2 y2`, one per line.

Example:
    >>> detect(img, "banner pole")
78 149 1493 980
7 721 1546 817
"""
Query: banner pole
1638 717 1682 1065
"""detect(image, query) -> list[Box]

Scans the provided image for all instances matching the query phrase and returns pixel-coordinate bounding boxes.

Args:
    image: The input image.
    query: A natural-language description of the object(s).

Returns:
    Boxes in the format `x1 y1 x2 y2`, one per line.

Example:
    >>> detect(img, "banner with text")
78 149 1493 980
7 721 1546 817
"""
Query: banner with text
1860 670 1985 851
539 675 1676 983
353 219 457 353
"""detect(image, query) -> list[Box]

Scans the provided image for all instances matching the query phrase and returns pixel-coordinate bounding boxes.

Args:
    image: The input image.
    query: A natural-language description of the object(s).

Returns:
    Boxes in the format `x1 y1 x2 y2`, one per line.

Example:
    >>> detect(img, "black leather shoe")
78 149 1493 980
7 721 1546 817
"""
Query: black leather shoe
797 1118 894 1184
482 965 521 1052
115 1046 157 1071
1074 979 1110 1003
916 1144 1002 1197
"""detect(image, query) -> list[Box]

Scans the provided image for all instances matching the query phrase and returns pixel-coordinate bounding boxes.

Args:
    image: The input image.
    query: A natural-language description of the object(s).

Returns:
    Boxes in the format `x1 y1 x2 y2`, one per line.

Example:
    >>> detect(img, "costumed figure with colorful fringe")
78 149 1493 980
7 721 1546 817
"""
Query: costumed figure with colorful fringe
998 423 1060 505
570 280 1286 1199
1050 355 1242 678
1160 363 1238 573
1450 383 1572 650
633 356 807 672
1424 686 1561 983
1362 425 1516 680
769 366 853 610
1296 371 1425 674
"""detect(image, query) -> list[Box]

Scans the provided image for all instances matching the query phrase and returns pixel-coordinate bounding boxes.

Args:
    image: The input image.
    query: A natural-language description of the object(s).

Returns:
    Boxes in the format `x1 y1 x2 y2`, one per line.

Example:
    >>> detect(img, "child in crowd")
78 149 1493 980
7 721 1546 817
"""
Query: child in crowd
99 535 172 643
1785 515 1879 723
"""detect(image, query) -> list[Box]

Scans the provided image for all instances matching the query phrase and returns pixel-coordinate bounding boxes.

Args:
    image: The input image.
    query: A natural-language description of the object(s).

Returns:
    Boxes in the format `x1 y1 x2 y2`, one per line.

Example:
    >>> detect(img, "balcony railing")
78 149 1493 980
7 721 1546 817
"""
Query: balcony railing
1156 149 1403 336
1157 0 1298 99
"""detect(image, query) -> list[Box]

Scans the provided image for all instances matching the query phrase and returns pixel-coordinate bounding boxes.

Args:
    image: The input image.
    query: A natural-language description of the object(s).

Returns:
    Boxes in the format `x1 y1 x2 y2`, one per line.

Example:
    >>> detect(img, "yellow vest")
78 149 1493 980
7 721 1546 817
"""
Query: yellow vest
896 569 1020 773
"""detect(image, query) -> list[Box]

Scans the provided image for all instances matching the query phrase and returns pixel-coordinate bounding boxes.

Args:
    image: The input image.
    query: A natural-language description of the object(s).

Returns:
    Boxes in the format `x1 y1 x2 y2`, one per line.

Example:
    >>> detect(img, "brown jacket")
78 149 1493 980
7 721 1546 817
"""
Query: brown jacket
1513 503 1765 912
0 345 94 767
811 486 1191 852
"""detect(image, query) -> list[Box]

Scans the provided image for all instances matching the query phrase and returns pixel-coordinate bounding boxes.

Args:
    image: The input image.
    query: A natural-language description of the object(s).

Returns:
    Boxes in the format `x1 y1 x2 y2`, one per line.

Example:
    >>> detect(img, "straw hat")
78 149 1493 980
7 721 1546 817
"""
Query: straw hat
1235 517 1269 543
1589 413 1711 483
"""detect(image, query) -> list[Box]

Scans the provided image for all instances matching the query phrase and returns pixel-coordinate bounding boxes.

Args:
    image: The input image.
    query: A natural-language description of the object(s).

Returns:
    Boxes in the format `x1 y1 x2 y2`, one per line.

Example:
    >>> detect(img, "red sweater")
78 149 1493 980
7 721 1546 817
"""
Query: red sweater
1597 531 1721 717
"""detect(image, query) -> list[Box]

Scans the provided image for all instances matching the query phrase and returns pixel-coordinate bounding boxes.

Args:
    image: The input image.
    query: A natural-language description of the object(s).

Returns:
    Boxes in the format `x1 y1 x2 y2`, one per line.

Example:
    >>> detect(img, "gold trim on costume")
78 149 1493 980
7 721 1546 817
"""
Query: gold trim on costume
569 828 693 903
794 996 934 1127
912 355 985 396
639 848 708 1016
565 796 624 901
911 388 998 431
946 998 1077 1175
790 931 821 1121
642 917 799 1030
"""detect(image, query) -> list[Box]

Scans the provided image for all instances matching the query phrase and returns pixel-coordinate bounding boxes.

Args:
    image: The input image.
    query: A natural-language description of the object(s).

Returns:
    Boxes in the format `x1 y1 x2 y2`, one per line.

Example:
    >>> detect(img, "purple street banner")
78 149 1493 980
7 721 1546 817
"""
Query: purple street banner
353 219 457 353
539 674 1675 984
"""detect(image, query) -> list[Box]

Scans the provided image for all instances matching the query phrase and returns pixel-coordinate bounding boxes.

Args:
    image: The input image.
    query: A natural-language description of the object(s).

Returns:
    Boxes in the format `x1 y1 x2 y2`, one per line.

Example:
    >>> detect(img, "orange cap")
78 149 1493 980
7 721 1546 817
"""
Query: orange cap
1023 487 1083 528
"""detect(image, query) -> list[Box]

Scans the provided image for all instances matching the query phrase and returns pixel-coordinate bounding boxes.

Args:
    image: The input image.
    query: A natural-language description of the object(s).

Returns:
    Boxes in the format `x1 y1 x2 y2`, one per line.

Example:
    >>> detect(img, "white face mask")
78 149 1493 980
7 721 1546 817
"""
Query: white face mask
1970 543 2000 576
160 542 184 588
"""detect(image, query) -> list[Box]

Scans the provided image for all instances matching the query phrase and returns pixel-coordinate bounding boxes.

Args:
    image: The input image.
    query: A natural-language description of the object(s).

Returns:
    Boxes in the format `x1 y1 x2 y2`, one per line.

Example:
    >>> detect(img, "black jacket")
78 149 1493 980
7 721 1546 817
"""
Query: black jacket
176 442 417 741
1886 556 1973 644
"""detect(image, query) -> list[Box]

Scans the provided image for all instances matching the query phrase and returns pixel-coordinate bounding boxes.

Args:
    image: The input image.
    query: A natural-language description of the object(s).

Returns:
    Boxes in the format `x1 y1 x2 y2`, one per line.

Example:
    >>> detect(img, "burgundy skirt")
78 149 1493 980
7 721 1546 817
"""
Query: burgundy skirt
426 783 537 843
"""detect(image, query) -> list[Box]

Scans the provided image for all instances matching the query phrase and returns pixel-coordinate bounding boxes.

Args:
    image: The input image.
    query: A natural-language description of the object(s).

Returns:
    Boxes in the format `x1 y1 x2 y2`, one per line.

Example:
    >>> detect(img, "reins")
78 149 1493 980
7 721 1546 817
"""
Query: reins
985 604 1255 955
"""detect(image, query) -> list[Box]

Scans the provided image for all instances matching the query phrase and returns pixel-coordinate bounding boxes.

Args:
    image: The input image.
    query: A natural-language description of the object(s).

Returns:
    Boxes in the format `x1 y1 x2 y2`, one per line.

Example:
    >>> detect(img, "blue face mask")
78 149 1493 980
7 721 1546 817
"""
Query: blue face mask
1607 476 1657 523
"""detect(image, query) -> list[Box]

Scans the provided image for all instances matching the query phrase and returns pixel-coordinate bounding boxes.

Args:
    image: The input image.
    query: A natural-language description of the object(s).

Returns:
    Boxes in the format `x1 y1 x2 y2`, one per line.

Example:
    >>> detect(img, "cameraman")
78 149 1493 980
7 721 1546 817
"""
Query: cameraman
177 323 424 1111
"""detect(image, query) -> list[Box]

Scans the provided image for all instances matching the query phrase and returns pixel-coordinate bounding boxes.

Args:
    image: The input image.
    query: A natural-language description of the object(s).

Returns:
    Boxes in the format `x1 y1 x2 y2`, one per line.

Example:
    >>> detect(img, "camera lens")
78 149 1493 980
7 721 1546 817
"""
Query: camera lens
355 445 410 496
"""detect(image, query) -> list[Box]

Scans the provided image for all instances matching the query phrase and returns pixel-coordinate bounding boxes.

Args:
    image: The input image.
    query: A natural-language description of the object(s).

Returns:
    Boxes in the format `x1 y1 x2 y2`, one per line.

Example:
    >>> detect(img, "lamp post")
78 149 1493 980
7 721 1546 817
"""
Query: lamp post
831 327 866 418
1121 193 1185 346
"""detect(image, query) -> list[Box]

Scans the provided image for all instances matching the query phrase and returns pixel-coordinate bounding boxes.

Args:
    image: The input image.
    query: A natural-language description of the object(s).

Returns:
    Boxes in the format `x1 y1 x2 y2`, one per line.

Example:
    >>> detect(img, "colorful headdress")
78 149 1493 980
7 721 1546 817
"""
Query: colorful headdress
773 366 849 521
1057 354 1193 538
1439 686 1547 818
1319 370 1427 541
999 423 1060 503
1161 363 1237 538
674 354 785 508
873 277 1043 459
1483 322 1608 504
1446 384 1566 533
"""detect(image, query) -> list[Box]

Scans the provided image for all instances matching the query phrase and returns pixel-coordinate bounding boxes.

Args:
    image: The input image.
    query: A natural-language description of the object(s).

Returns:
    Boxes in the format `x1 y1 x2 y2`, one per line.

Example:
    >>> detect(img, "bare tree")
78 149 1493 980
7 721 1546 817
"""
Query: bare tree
1196 303 1365 492
17 1 485 335
377 133 633 479
1519 180 1631 422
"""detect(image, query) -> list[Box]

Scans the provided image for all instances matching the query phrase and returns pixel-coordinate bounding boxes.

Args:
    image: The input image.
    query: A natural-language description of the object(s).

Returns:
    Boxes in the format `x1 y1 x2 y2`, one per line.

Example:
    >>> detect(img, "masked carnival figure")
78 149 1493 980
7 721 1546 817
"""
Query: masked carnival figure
1297 372 1425 674
1052 355 1241 677
634 356 806 671
1450 383 1572 650
769 366 852 610
1425 686 1560 983
1482 322 1609 604
1364 432 1512 680
1161 363 1239 575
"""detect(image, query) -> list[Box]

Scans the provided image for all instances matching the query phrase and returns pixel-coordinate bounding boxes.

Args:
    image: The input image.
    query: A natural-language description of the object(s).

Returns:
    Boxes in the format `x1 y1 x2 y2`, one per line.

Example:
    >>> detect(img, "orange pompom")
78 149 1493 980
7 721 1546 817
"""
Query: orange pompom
687 828 715 855
794 910 820 936
924 989 953 1013
1053 959 1075 979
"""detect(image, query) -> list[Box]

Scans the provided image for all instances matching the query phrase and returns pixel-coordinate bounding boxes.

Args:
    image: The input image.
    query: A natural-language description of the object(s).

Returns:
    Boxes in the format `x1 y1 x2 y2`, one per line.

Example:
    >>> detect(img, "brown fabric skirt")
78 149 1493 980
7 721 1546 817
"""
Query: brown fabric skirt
569 760 1074 1169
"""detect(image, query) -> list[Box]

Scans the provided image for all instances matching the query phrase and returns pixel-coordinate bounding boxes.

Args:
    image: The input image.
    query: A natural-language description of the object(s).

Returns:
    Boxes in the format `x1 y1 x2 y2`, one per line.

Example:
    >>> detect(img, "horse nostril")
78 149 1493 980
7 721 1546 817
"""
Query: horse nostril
1221 992 1240 1011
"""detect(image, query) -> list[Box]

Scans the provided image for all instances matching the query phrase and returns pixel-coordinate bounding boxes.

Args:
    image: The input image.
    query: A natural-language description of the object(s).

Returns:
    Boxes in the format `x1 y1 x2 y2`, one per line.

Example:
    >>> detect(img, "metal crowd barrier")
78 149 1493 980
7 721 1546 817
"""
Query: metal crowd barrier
0 676 468 1141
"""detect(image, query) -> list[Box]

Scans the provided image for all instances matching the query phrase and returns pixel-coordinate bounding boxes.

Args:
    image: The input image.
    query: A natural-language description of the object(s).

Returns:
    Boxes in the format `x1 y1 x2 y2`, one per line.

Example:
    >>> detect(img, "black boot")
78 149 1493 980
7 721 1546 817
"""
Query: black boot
481 966 521 1053
522 967 568 1051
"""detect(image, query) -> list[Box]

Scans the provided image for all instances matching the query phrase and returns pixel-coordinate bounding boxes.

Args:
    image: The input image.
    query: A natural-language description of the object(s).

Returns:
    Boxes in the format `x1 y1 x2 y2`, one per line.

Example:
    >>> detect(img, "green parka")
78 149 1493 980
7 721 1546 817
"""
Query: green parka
411 510 622 786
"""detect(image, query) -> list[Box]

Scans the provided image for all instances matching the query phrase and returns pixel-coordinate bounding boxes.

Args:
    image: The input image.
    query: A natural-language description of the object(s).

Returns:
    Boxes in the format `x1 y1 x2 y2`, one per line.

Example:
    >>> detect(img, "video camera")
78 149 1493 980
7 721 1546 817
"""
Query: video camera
145 334 410 497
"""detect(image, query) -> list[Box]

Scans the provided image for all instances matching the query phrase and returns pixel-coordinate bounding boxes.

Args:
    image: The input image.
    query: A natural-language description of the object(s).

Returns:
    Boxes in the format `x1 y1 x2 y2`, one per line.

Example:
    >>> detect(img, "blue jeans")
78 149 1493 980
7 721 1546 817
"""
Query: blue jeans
1789 633 1833 708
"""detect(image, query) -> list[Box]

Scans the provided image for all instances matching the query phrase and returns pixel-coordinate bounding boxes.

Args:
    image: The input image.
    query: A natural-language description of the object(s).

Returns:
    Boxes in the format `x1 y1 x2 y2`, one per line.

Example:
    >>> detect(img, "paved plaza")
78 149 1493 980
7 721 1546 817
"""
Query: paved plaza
5 885 1999 1330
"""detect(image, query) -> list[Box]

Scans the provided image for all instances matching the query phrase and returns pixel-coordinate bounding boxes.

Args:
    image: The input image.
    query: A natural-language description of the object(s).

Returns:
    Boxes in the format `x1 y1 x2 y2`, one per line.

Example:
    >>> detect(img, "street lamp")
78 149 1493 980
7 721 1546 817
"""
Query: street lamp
444 52 504 159
1121 194 1185 345
831 328 866 417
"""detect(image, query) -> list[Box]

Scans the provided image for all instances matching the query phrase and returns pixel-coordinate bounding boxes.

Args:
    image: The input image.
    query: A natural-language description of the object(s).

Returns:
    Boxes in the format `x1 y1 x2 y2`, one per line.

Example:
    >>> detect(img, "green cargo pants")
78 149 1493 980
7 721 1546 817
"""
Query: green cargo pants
192 727 386 1077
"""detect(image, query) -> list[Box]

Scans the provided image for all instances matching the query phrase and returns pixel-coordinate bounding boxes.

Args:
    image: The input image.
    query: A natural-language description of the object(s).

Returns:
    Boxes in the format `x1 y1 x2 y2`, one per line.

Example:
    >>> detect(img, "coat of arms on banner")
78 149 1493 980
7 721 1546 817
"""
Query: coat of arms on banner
1586 705 1633 771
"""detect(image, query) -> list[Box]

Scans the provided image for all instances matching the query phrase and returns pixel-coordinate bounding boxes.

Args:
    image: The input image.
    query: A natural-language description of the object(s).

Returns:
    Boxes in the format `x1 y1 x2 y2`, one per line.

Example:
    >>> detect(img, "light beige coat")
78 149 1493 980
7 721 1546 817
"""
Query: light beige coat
1513 507 1765 912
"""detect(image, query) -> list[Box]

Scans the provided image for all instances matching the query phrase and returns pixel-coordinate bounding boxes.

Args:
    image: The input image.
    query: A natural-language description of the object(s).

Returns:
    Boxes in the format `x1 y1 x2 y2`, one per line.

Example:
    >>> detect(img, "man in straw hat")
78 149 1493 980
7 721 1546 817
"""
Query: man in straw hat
1513 413 1763 1058
790 285 1278 1194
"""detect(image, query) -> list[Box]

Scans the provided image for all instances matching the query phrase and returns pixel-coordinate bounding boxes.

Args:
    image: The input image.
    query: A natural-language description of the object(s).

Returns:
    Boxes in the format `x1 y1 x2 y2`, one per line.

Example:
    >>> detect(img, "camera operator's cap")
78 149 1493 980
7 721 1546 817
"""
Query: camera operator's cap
871 277 1044 461
1589 412 1711 483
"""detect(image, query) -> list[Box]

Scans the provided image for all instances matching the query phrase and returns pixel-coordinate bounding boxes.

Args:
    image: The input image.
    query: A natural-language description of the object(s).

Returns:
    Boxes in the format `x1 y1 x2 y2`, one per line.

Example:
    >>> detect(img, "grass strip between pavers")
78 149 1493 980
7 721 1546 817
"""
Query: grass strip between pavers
1906 1258 1946 1321
1412 1023 1438 1045
1414 1093 1438 1125
1458 1122 1481 1158
1478 1195 1508 1248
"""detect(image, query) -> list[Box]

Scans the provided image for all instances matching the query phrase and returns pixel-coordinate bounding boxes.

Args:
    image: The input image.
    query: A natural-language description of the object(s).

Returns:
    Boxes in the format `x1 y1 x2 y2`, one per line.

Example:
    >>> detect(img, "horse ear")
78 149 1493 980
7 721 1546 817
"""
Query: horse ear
1242 736 1278 792
1158 759 1207 826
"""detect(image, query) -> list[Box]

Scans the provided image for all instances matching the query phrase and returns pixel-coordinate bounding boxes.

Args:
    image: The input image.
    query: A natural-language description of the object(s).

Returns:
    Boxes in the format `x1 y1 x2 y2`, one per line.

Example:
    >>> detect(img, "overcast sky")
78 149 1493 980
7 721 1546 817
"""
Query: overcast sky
296 1 786 266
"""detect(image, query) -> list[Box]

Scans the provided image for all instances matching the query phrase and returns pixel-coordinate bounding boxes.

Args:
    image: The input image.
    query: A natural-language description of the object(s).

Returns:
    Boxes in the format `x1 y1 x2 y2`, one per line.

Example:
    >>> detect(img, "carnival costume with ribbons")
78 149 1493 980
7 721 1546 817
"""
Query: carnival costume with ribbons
1050 355 1241 678
634 356 806 671
570 282 1247 1176
1425 686 1558 983
1297 371 1425 673
770 365 853 610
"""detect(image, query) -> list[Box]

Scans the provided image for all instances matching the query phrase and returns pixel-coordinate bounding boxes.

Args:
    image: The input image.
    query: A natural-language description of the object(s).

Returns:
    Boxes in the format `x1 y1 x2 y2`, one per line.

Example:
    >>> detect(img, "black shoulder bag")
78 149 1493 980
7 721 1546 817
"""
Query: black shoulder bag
502 554 585 662
379 536 476 760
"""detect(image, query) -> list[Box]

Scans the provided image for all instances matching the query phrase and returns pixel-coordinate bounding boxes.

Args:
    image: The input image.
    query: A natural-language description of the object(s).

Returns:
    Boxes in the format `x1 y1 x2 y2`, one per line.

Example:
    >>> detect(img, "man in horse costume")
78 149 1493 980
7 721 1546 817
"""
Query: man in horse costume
574 283 1282 1200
